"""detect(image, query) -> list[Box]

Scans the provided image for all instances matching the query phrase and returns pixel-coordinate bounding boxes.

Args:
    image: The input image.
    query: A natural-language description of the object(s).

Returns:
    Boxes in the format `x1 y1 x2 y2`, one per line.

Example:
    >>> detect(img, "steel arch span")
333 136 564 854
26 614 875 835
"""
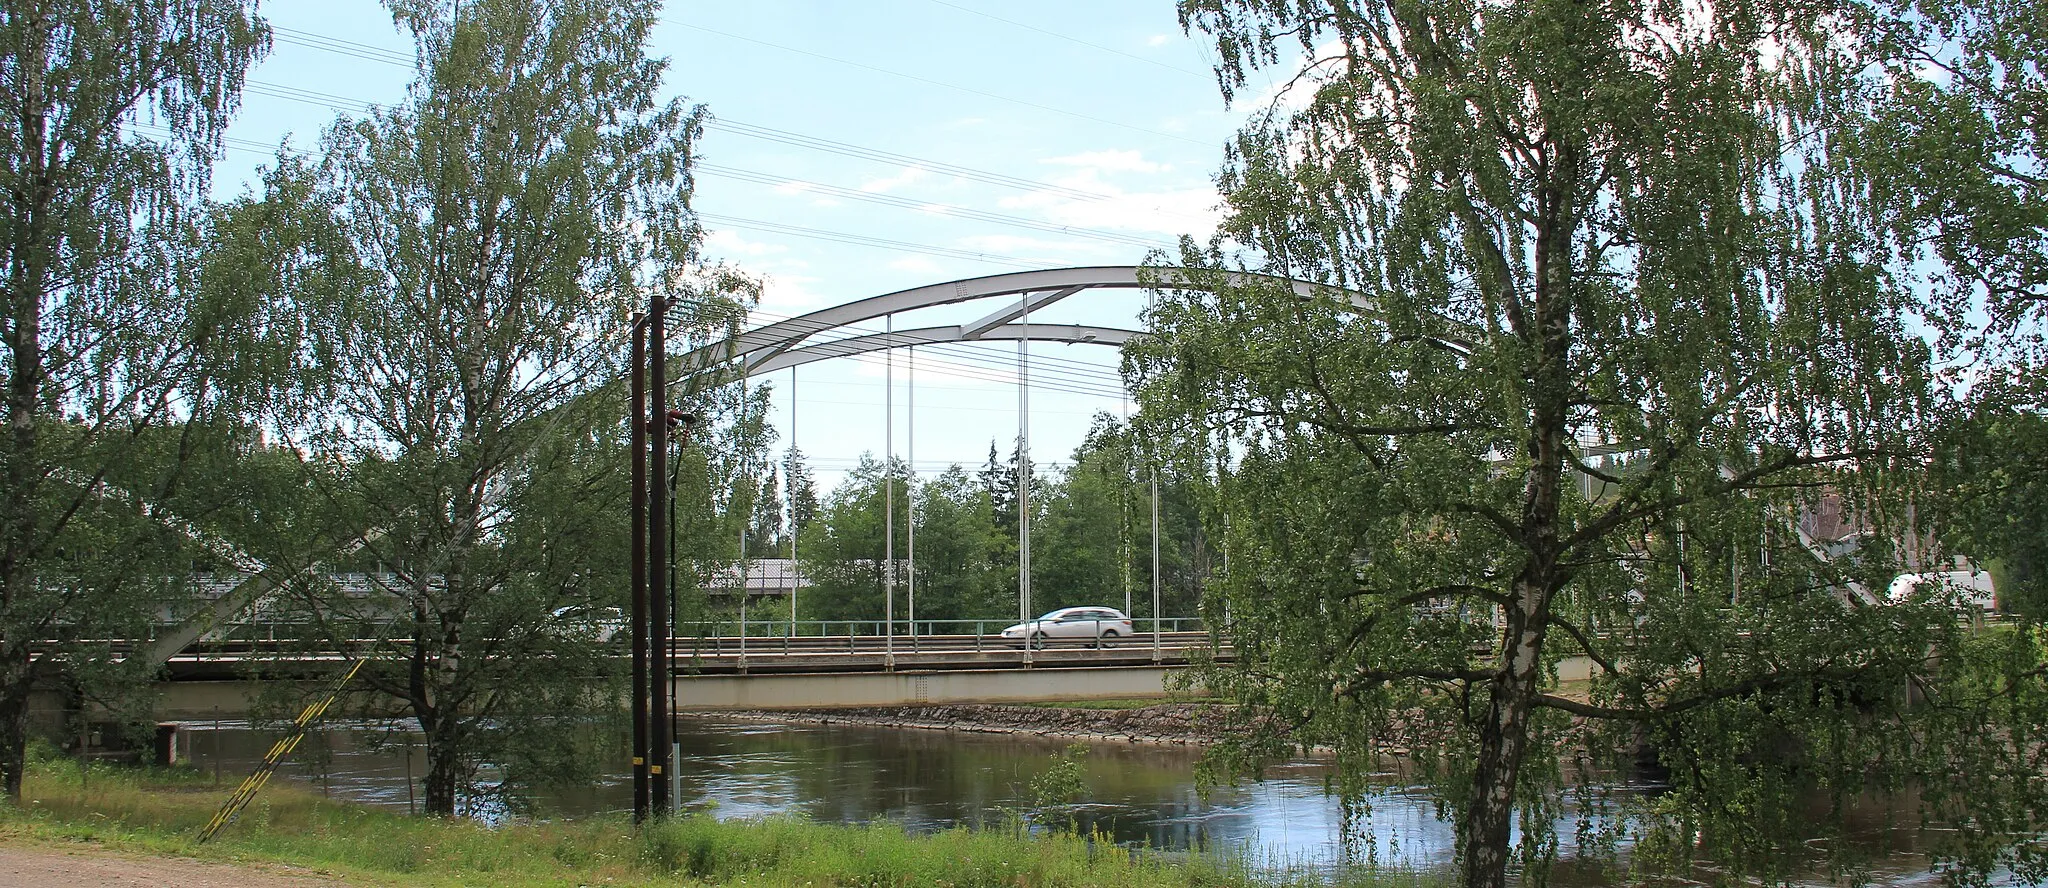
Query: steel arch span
681 265 1371 378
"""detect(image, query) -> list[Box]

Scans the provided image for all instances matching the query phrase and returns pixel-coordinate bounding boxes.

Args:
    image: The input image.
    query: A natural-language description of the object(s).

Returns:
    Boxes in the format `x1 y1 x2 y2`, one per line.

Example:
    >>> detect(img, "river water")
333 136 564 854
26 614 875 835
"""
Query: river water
169 715 1968 885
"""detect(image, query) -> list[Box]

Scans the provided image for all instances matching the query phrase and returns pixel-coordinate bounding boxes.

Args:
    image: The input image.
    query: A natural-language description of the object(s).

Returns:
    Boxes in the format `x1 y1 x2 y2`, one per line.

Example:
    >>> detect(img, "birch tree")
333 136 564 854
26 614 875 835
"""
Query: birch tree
0 0 266 800
1134 0 2044 883
298 0 745 816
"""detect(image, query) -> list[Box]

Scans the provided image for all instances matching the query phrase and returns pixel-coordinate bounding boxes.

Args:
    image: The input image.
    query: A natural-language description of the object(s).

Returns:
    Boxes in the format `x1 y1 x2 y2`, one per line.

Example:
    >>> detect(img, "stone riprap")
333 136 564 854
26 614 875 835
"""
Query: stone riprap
721 703 1231 745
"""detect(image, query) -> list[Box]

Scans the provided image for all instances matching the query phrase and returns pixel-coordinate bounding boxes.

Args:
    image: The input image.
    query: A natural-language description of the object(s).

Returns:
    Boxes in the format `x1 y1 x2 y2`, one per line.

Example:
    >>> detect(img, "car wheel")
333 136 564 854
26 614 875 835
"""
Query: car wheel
1097 629 1119 649
1031 631 1047 650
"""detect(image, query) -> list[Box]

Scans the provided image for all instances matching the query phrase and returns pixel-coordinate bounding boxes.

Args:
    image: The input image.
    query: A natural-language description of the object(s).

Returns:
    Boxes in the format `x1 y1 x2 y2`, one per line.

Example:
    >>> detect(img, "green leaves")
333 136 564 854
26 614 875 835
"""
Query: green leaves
231 0 757 815
1149 0 2015 883
0 0 271 800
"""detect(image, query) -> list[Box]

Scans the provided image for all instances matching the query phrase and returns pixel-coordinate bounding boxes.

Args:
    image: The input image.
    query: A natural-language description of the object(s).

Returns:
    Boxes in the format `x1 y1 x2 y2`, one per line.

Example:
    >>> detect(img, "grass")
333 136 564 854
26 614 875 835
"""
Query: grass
0 751 1431 887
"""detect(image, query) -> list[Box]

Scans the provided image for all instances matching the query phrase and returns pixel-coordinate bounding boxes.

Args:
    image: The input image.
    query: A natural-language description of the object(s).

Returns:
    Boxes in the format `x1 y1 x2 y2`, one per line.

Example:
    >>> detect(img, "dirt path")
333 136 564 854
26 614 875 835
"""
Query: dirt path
0 842 347 888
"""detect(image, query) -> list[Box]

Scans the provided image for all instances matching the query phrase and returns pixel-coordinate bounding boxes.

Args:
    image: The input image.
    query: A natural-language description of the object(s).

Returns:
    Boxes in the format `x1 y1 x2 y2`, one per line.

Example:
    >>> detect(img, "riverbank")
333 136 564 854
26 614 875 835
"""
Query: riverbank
0 749 1425 888
720 701 1234 745
718 701 1455 756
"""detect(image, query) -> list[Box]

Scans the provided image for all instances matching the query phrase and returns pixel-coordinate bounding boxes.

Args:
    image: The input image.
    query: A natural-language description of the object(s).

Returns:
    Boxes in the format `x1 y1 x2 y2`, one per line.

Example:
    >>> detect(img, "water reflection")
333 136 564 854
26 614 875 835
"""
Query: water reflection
168 715 1970 884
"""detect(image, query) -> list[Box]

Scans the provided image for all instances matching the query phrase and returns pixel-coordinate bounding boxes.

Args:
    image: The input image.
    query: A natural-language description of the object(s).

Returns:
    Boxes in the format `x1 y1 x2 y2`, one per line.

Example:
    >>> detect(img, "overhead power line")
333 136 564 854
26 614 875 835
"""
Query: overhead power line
247 79 379 115
917 0 1211 80
264 24 1163 206
669 20 1210 147
732 307 1134 399
271 25 414 67
700 118 1118 203
158 129 1089 278
735 303 1136 388
697 162 1171 252
698 213 1059 271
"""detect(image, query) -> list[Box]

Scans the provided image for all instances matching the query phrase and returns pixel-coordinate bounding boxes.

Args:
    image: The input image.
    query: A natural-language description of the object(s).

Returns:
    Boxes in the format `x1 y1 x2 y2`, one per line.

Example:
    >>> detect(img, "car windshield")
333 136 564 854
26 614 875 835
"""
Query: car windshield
1037 610 1072 621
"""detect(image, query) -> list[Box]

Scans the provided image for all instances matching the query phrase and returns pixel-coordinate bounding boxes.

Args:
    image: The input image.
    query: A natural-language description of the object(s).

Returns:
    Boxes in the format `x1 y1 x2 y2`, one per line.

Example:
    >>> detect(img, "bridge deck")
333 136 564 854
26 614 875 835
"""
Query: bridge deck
156 632 1227 680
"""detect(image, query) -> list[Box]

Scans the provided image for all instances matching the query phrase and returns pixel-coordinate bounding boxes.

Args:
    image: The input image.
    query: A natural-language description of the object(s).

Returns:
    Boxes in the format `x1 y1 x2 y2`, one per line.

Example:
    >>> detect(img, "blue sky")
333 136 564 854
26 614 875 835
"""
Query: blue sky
213 0 1282 489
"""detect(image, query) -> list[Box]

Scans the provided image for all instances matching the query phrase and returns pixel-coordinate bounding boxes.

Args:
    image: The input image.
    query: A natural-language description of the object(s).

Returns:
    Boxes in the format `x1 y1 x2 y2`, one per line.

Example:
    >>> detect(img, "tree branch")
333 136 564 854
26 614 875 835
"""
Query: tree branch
1544 614 1621 677
1564 449 1875 555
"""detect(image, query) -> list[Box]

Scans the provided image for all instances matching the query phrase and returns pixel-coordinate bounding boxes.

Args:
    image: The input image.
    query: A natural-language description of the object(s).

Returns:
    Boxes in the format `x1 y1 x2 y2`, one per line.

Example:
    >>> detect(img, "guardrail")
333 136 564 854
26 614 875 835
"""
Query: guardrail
676 629 1216 659
147 630 1228 680
133 616 1208 646
673 617 1205 639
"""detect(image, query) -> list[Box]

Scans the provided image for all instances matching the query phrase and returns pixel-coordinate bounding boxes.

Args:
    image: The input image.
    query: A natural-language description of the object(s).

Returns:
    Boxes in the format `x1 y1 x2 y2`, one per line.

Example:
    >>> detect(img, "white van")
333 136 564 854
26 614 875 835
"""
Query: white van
1887 570 1998 611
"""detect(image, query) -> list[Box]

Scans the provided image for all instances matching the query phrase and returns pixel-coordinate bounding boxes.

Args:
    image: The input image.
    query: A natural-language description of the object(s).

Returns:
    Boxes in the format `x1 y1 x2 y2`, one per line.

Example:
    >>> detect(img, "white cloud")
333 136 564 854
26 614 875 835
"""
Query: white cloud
810 197 843 208
955 233 1120 256
858 166 927 194
772 180 812 196
887 256 944 275
1041 149 1167 175
1147 34 1170 47
997 173 1223 240
704 229 789 258
754 272 830 315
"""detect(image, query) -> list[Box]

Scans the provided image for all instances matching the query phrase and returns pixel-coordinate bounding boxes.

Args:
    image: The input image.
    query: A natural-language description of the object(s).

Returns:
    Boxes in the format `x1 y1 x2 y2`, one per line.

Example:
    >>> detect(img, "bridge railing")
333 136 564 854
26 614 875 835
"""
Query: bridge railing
163 617 1207 649
673 618 1209 658
674 617 1203 639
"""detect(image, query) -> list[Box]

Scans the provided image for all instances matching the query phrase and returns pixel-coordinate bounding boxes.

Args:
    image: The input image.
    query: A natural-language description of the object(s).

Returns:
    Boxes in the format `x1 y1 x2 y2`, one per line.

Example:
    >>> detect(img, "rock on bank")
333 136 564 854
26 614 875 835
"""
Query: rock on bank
721 703 1230 745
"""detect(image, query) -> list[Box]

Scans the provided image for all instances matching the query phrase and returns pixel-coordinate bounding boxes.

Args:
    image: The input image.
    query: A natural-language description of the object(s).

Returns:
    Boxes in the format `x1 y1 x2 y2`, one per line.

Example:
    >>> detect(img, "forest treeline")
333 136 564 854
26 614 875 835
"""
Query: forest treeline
725 420 1206 626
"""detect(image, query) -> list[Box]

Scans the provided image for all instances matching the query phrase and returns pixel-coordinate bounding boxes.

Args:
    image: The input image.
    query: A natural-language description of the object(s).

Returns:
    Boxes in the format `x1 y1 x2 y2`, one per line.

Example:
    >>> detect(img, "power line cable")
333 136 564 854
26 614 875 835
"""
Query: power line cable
917 0 1210 79
271 25 414 67
698 213 1059 271
697 163 1172 251
152 135 1131 393
740 296 1140 383
704 118 1118 203
774 372 1129 399
260 24 1169 207
221 43 1165 393
148 159 1153 394
746 331 1131 399
744 301 1140 378
152 126 1110 281
668 20 1210 147
273 25 414 64
235 77 1182 264
246 79 380 115
730 305 1135 394
727 308 1134 398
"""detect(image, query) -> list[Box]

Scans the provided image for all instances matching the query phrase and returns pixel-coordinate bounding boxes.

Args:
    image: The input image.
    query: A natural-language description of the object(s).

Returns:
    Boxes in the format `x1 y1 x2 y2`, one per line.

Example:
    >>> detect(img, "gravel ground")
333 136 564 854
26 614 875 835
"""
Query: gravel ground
0 843 347 888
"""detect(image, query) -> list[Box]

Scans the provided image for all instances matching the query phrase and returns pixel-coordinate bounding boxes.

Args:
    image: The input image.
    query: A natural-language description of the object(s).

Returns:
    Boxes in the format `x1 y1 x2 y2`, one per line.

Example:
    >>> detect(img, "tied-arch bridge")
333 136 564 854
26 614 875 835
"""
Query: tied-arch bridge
147 266 1361 719
680 264 1364 376
138 263 1704 719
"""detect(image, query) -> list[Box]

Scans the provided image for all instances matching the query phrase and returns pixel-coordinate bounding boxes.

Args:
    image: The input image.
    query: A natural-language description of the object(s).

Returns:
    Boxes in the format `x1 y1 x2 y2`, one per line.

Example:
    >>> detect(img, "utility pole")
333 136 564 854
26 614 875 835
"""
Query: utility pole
628 315 649 822
637 296 701 819
647 293 670 817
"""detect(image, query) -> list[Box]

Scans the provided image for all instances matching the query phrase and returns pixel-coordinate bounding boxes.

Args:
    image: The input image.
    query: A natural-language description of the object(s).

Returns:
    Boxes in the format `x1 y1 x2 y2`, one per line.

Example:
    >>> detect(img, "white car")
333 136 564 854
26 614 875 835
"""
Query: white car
1887 570 1998 611
1000 607 1135 648
551 605 626 643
